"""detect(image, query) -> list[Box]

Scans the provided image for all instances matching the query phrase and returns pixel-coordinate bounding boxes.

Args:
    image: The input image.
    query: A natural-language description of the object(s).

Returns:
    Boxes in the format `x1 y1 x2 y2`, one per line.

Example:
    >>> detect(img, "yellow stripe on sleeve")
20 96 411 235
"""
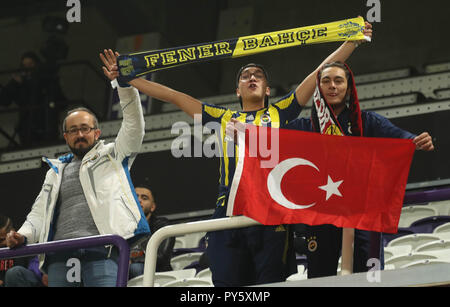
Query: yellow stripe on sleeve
221 111 234 187
273 92 295 110
204 104 227 118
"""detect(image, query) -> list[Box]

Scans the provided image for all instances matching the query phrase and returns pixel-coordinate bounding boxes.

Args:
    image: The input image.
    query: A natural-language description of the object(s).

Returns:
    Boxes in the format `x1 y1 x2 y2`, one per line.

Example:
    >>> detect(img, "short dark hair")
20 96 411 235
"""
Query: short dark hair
134 183 156 203
20 51 41 66
236 63 270 108
134 182 152 193
62 107 99 133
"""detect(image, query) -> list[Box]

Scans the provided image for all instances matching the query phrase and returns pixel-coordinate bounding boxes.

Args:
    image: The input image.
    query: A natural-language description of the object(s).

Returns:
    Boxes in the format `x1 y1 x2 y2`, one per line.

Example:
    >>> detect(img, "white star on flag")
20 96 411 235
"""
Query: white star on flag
318 176 343 201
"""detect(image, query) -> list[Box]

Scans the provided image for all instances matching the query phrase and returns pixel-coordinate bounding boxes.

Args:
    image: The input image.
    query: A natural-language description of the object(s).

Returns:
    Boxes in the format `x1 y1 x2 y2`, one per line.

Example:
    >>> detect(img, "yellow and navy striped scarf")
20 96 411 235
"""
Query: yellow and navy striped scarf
118 17 367 79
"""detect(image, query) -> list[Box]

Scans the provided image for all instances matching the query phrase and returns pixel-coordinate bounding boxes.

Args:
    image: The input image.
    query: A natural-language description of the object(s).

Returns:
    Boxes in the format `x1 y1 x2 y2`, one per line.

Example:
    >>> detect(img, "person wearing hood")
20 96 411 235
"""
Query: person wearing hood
286 61 434 278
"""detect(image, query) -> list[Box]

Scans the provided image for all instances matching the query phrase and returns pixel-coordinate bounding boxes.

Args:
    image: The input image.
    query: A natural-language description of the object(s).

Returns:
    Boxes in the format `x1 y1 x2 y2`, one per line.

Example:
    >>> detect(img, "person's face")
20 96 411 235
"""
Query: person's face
135 187 156 217
319 66 350 106
63 111 101 158
236 67 270 106
21 57 37 70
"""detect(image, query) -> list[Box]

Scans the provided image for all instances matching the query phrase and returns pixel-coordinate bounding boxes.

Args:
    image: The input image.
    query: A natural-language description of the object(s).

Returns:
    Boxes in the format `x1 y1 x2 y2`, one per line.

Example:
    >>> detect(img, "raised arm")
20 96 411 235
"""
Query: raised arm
100 49 145 159
101 49 202 119
295 20 373 106
129 78 203 118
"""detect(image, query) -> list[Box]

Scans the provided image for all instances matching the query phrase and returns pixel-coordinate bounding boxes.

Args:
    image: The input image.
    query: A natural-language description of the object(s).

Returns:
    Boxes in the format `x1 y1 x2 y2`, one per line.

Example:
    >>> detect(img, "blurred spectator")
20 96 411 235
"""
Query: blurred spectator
5 256 48 287
0 215 35 287
0 51 67 147
129 184 175 279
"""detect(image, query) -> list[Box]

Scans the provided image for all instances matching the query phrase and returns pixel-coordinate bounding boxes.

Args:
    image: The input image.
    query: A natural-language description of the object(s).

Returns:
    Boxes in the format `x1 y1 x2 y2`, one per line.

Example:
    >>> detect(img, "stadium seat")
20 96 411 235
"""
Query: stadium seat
170 252 203 270
126 268 198 287
127 275 144 287
354 68 411 84
434 232 450 240
415 240 450 253
286 265 308 281
397 205 439 228
174 232 206 249
409 215 450 233
162 277 213 287
196 268 212 279
155 268 197 285
384 253 438 269
384 245 412 261
427 200 450 216
387 233 442 251
174 236 187 249
355 71 450 100
424 61 450 74
400 259 449 269
382 228 416 247
184 232 207 248
434 222 450 234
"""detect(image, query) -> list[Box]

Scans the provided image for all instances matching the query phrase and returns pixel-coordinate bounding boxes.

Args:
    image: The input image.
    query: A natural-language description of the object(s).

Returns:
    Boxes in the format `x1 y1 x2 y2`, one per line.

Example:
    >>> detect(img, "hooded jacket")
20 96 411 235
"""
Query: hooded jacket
17 85 150 269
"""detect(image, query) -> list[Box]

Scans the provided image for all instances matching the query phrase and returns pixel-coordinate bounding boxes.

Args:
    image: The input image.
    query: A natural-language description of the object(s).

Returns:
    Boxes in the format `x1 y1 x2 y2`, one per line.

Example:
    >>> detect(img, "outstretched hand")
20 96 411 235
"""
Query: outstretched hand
413 132 435 151
100 49 120 81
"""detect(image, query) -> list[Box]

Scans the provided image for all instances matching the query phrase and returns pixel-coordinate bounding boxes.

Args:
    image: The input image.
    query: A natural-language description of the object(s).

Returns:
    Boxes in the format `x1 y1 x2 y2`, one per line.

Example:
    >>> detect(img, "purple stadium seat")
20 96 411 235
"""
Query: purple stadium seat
409 216 450 233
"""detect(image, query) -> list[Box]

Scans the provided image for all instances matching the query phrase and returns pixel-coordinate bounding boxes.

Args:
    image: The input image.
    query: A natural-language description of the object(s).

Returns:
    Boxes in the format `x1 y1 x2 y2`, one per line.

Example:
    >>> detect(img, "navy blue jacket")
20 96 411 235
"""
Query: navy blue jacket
286 108 416 139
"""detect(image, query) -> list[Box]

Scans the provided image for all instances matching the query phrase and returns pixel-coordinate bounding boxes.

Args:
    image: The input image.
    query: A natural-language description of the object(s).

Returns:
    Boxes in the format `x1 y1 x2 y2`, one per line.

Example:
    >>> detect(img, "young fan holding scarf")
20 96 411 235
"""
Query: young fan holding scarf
286 61 434 278
104 21 373 286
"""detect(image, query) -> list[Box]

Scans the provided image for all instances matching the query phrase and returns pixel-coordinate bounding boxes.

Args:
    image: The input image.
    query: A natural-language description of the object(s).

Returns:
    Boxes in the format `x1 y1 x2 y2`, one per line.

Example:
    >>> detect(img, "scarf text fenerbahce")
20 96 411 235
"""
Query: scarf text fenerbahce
117 17 367 79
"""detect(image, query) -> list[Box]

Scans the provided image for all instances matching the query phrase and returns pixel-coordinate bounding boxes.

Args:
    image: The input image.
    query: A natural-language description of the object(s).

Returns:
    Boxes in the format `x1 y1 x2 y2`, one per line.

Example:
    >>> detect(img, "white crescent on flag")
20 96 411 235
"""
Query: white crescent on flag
267 158 344 209
267 158 319 210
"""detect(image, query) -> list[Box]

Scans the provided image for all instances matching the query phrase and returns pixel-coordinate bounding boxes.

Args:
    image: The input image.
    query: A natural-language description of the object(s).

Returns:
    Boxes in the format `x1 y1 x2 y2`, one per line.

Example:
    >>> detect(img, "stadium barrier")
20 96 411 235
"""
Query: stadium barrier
403 187 450 205
143 187 450 287
1 187 449 287
0 234 130 287
143 215 260 287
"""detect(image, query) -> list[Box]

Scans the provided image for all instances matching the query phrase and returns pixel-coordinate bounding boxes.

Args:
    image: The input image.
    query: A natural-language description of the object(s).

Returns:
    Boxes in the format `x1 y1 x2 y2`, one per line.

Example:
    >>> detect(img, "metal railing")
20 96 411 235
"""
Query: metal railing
141 186 450 287
0 234 130 287
1 187 448 287
403 187 450 205
143 215 260 287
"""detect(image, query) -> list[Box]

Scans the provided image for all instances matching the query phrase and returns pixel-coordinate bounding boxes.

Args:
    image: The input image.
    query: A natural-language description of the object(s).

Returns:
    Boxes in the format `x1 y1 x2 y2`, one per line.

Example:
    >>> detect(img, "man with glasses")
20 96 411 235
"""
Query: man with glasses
5 50 150 287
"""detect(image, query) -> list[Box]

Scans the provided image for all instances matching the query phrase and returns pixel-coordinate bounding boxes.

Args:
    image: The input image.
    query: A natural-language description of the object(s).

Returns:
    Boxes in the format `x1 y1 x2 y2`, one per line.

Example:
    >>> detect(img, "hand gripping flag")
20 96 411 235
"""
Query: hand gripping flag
226 127 415 234
117 17 368 81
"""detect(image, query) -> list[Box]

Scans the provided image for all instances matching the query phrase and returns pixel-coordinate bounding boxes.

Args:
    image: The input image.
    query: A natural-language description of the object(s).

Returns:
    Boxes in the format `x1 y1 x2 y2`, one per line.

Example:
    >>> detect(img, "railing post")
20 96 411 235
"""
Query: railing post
143 215 260 287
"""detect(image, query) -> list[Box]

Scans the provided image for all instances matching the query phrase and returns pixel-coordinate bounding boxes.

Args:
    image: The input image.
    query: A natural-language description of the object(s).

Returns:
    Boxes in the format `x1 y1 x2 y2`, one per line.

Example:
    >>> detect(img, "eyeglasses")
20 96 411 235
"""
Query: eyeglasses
239 71 266 81
65 126 97 136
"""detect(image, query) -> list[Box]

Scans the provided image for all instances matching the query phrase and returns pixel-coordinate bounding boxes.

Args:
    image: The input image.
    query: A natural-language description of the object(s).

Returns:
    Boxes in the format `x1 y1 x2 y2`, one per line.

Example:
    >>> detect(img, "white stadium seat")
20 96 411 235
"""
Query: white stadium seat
398 205 438 228
384 253 438 269
162 277 213 287
384 245 412 261
434 222 450 234
170 252 203 271
427 200 450 216
387 233 442 251
127 268 197 287
400 259 449 269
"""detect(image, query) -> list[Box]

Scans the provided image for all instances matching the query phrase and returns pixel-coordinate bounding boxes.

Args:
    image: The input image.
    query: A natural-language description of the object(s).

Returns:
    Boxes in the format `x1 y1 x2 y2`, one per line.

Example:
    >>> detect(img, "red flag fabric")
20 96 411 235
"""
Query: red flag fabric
227 126 415 233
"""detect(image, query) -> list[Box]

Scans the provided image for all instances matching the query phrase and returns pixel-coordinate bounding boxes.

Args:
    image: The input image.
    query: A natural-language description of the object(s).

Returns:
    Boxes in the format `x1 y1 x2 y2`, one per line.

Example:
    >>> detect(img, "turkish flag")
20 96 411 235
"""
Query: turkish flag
227 126 415 233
